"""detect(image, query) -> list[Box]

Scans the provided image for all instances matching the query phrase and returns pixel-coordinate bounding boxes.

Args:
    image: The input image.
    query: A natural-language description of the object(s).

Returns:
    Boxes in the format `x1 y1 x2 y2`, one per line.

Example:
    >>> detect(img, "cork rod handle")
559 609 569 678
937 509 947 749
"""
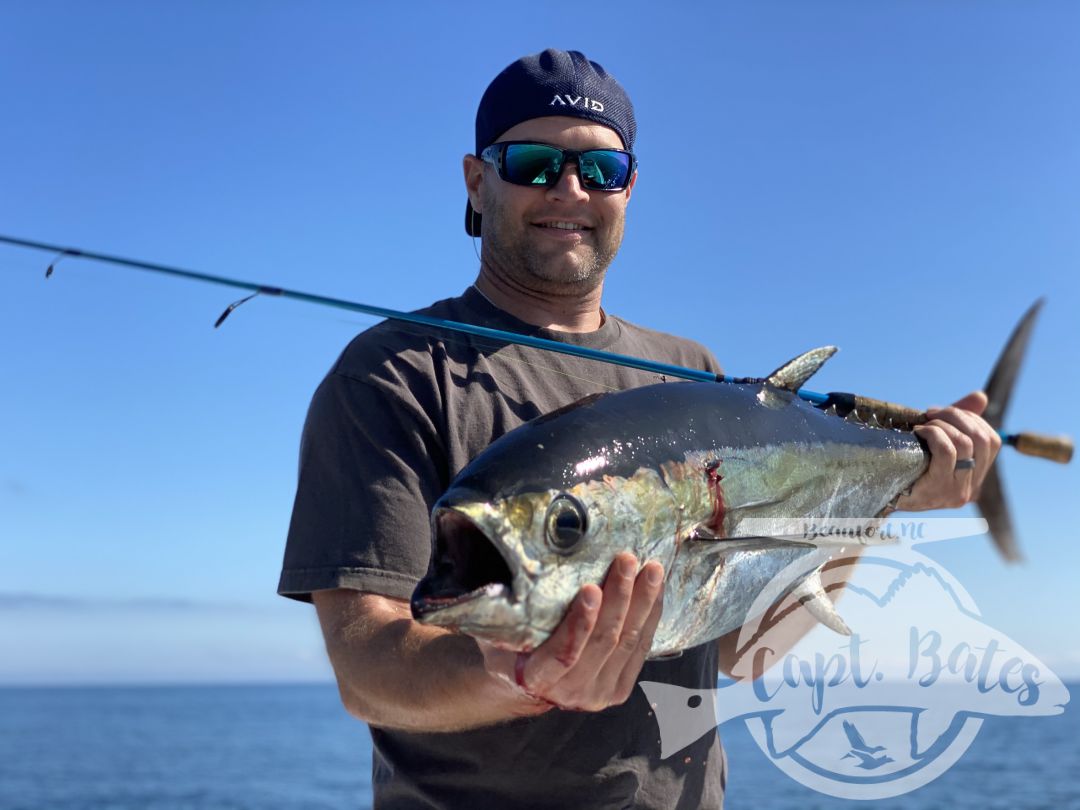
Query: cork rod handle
1009 432 1074 464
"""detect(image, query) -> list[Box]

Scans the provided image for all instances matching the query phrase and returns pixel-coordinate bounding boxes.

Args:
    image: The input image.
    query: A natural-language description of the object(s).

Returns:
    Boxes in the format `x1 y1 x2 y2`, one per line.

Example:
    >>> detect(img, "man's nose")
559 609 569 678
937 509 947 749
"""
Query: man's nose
546 161 590 203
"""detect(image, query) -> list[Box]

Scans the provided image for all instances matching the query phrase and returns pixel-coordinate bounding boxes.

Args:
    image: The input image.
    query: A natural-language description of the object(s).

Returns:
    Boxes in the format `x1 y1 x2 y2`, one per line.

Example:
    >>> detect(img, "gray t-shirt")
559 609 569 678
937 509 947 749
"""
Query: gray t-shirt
280 287 726 809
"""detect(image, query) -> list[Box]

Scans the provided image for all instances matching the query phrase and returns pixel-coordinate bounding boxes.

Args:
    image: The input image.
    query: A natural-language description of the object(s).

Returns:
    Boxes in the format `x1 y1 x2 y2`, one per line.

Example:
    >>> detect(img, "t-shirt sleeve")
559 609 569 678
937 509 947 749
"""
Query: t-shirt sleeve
277 365 447 603
701 346 723 377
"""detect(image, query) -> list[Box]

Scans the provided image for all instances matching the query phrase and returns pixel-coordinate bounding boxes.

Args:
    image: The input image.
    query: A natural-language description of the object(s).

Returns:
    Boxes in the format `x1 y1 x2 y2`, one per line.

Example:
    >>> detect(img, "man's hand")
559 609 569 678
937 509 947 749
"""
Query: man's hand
894 391 1003 511
481 553 665 713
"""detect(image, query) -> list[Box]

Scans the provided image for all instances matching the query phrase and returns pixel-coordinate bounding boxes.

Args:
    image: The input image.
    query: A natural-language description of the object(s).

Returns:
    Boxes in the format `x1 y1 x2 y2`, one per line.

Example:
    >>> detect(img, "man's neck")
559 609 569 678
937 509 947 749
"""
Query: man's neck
473 269 605 333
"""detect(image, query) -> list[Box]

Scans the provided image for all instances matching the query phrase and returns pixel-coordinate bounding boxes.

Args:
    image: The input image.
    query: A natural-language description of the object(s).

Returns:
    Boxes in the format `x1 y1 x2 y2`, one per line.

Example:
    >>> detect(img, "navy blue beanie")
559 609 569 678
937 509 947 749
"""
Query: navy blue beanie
466 49 636 236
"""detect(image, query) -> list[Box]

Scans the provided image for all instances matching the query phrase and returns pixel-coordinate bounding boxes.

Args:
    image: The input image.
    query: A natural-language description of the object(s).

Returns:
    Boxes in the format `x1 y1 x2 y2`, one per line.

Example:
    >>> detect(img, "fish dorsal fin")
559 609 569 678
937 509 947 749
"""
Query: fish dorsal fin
765 346 838 391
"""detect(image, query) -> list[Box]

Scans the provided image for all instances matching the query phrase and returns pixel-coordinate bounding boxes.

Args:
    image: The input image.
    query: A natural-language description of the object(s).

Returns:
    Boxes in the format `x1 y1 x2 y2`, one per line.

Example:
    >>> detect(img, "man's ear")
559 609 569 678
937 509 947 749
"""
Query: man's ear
624 169 637 202
463 154 485 213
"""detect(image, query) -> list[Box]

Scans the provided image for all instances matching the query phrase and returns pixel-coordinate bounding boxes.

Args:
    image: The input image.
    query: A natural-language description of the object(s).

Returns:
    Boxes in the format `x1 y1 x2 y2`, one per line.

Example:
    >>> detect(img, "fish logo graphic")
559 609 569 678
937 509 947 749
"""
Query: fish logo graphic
642 521 1071 800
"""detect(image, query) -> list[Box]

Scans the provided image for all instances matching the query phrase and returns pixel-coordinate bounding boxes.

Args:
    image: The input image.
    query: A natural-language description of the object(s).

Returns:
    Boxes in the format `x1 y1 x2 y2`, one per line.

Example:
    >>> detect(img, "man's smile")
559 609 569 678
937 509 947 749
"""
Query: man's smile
531 219 593 238
538 221 585 230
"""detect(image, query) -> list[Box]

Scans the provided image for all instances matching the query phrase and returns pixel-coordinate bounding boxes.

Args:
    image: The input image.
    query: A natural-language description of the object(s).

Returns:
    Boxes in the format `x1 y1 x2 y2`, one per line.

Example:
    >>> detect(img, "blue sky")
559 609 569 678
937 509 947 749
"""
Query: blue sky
1 2 1078 684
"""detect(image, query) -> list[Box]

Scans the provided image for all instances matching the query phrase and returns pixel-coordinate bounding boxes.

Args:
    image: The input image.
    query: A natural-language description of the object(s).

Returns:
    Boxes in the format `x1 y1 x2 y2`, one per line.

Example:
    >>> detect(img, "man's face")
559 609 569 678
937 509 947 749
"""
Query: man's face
466 116 636 295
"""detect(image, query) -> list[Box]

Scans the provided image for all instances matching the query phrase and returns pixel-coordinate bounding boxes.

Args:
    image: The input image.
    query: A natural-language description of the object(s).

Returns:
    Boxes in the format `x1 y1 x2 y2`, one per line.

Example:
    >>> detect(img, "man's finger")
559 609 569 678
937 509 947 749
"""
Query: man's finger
913 420 974 507
922 406 995 485
914 422 960 471
938 390 988 416
565 553 638 679
593 561 664 697
522 585 601 695
611 580 665 703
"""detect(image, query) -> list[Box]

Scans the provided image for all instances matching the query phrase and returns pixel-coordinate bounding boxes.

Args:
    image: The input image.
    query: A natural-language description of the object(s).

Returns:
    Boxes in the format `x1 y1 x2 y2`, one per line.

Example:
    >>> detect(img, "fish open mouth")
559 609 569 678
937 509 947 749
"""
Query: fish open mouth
411 508 516 619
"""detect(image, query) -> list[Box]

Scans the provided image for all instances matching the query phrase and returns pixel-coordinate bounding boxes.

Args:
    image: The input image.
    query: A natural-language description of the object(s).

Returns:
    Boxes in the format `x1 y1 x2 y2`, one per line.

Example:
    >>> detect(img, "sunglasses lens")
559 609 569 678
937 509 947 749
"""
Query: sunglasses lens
578 150 632 190
502 144 565 186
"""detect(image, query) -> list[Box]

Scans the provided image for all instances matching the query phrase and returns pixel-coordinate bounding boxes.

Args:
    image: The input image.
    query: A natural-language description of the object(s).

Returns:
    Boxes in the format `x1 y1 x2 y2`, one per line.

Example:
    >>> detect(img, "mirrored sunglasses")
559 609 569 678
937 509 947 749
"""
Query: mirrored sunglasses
480 141 636 192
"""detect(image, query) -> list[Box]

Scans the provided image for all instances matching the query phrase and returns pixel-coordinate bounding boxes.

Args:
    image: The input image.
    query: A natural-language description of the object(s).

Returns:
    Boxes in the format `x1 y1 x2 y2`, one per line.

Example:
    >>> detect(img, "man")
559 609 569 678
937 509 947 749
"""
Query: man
279 49 1000 808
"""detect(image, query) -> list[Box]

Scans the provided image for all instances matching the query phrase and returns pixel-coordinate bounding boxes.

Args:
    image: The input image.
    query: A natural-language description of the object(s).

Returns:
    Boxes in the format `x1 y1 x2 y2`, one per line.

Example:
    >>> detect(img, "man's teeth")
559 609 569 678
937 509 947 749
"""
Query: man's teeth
539 222 584 230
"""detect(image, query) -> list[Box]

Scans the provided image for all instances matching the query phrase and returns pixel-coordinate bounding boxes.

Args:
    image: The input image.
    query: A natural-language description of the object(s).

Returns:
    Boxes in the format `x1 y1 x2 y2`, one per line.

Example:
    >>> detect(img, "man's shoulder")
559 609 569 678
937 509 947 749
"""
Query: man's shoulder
330 291 471 382
610 315 723 375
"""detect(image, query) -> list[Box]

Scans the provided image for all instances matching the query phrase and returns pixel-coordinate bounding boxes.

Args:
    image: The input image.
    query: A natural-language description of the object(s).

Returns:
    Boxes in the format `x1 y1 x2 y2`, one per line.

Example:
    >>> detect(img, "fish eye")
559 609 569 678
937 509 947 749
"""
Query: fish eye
545 494 588 554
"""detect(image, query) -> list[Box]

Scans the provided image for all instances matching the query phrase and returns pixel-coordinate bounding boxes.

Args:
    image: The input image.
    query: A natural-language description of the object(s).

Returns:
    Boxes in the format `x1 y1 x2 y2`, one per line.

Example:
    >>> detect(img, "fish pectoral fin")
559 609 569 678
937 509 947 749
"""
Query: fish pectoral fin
790 566 852 636
765 346 838 391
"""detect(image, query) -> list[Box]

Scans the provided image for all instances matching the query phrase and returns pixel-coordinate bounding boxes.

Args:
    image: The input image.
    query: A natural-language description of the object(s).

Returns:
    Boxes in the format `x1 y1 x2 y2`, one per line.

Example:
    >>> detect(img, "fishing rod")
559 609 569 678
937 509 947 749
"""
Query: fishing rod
1 233 1071 464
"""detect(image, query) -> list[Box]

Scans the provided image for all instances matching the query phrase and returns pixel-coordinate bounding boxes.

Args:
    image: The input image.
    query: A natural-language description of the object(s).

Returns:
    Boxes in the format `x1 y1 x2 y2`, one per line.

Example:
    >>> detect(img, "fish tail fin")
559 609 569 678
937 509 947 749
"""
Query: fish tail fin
976 299 1044 562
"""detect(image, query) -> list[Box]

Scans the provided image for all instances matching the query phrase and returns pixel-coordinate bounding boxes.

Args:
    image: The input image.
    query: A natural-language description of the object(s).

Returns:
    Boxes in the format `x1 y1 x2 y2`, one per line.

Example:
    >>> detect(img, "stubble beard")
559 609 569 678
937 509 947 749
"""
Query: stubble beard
480 199 624 297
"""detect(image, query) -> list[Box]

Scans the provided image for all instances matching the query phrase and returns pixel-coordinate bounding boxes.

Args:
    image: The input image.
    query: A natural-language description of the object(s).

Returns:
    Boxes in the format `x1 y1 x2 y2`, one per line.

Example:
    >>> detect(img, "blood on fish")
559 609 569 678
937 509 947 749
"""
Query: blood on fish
515 652 559 708
703 459 726 535
514 652 529 688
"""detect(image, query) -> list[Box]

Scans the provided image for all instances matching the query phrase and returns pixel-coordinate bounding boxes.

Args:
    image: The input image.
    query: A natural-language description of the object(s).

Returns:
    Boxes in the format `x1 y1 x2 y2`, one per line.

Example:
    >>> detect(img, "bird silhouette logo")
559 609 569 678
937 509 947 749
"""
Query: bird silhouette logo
839 720 893 769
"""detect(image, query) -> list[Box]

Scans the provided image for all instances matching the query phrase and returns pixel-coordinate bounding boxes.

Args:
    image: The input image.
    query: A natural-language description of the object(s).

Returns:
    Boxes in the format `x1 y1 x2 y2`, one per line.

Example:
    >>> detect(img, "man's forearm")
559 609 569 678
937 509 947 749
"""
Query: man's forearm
314 590 549 733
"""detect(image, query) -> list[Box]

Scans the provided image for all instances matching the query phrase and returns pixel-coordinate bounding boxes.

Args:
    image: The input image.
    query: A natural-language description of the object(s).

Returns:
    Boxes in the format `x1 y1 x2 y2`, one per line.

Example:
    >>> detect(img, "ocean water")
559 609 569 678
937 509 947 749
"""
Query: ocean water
0 683 1075 809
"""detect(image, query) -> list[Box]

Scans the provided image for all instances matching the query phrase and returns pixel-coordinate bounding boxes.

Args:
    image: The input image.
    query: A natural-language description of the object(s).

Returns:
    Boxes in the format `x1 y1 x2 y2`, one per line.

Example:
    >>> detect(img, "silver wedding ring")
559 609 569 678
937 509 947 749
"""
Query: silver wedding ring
954 458 976 471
